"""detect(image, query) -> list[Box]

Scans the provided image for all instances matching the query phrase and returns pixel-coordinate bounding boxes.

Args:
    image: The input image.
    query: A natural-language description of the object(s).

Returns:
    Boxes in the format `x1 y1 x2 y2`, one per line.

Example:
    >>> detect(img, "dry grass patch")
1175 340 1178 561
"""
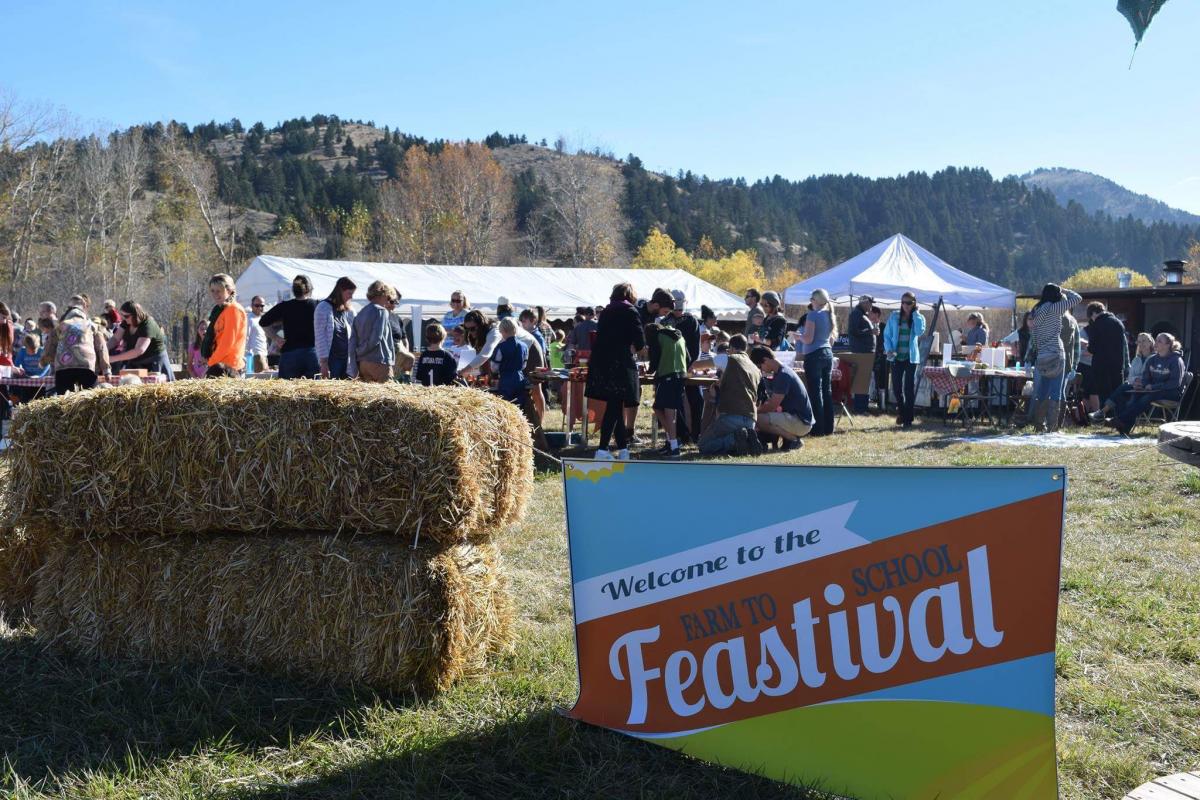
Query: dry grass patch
1 415 1196 799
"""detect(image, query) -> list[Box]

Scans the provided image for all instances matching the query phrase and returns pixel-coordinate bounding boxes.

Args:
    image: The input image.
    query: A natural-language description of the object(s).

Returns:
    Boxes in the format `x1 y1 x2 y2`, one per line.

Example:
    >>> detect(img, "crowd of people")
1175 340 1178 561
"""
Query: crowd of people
3 272 1188 449
0 293 177 396
1011 284 1189 435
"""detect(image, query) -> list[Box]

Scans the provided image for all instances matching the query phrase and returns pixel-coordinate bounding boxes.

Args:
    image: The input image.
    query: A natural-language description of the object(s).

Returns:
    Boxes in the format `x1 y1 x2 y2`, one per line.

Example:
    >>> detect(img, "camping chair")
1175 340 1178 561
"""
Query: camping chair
1141 371 1193 426
831 358 855 429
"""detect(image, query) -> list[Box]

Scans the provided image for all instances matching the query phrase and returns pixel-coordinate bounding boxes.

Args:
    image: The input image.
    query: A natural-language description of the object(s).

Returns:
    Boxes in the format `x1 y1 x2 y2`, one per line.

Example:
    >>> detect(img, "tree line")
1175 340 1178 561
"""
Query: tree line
4 96 1197 338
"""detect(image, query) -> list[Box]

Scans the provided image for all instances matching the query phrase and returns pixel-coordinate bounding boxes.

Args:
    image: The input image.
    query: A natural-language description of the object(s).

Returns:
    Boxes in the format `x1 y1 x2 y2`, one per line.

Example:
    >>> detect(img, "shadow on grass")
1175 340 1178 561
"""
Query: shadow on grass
229 708 826 800
0 632 394 791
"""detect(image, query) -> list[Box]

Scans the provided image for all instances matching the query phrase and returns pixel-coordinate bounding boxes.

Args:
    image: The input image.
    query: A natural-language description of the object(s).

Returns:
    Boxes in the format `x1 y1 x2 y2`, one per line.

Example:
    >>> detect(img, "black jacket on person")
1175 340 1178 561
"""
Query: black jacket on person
585 301 646 404
258 298 318 351
1018 328 1031 362
1087 311 1128 376
763 313 789 350
848 305 876 353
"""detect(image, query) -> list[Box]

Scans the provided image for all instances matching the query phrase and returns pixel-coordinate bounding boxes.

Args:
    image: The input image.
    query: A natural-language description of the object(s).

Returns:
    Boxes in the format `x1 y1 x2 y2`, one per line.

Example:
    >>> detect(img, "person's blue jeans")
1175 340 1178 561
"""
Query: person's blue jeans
698 413 755 455
329 357 349 379
891 360 916 425
1032 367 1064 402
155 351 175 381
1116 388 1179 429
278 347 319 379
804 348 834 435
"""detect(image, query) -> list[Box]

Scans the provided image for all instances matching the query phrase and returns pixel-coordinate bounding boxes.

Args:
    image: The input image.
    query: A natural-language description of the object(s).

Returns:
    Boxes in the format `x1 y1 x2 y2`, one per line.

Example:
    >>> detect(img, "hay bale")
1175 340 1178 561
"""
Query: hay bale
31 532 513 693
0 526 47 623
9 380 533 545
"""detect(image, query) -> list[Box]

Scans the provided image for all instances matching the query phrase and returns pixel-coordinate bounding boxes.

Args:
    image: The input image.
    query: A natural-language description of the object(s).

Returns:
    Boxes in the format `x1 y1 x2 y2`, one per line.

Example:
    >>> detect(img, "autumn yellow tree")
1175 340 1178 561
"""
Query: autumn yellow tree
692 250 766 294
1062 265 1152 290
631 228 693 271
631 229 766 293
1186 239 1200 284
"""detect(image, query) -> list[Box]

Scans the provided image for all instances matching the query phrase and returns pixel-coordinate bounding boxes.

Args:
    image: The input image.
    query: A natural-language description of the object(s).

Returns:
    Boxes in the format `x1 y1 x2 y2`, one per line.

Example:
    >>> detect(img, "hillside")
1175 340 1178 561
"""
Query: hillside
7 112 1199 322
1021 167 1200 226
187 116 1200 293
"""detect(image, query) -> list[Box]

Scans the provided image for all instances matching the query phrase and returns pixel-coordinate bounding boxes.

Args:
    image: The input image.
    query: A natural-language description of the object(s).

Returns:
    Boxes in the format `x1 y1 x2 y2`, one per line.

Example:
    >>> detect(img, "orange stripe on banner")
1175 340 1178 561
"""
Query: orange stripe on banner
569 490 1063 734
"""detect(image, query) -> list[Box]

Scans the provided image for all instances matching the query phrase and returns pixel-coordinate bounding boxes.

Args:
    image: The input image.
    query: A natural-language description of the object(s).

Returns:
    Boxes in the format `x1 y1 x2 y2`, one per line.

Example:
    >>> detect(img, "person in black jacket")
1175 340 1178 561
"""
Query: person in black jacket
1084 302 1129 413
258 274 319 379
1017 312 1033 363
870 306 888 409
664 289 703 443
846 295 878 412
760 291 790 350
586 283 647 460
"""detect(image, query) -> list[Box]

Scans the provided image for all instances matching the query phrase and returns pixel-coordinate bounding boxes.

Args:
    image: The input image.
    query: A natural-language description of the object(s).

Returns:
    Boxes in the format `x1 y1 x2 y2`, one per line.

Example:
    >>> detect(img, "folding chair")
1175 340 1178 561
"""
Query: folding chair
1144 371 1193 425
943 374 993 427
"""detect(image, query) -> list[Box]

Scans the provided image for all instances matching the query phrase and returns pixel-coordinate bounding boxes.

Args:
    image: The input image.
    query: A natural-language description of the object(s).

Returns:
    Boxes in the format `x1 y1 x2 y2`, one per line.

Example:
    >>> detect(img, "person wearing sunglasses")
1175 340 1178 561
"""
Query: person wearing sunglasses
442 290 469 330
883 292 926 429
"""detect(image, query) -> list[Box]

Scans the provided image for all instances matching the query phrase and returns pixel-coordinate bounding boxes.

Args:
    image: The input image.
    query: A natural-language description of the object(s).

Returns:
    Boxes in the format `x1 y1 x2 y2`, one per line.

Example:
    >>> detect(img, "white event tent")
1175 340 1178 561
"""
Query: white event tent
782 234 1015 310
237 256 748 318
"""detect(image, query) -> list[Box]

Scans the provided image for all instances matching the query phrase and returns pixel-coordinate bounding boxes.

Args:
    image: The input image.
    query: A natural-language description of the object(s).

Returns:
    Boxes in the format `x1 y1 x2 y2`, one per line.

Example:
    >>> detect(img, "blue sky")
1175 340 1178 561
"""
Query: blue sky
5 0 1198 212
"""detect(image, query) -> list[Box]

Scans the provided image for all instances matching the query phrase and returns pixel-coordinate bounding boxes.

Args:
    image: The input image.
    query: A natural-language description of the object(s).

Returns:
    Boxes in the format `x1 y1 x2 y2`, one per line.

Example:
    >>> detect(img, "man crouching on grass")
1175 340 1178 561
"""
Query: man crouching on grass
749 344 813 452
698 335 763 457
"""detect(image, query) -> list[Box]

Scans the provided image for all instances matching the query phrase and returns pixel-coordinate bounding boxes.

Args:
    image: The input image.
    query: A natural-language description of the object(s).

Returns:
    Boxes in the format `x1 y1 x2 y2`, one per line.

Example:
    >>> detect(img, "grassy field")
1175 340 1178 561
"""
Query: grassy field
2 414 1198 799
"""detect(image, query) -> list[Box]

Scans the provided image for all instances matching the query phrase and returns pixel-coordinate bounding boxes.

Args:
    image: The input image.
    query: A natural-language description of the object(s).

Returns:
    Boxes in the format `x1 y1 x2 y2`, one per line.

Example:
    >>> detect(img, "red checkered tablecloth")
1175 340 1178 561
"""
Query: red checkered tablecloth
922 366 975 397
0 373 166 388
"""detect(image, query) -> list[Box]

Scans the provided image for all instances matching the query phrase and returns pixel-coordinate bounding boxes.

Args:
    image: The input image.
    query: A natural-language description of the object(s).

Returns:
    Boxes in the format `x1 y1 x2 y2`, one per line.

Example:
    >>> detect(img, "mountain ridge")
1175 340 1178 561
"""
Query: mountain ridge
1020 167 1200 226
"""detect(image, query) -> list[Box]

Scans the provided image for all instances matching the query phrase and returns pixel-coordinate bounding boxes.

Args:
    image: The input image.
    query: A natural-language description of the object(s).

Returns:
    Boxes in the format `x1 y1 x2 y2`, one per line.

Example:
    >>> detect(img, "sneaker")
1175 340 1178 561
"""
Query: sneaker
1088 408 1108 423
629 434 644 445
745 430 764 457
616 449 630 461
593 449 614 461
665 446 682 460
780 438 804 452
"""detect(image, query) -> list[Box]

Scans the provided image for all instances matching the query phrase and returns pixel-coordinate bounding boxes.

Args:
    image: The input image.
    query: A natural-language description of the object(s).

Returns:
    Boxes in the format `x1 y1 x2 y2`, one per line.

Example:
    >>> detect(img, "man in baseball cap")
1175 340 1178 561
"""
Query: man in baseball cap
847 294 879 412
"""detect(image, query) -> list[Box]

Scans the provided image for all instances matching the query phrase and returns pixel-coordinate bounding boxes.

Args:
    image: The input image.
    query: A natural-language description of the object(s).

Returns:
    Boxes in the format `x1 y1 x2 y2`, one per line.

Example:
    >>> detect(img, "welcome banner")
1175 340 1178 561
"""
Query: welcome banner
563 460 1065 799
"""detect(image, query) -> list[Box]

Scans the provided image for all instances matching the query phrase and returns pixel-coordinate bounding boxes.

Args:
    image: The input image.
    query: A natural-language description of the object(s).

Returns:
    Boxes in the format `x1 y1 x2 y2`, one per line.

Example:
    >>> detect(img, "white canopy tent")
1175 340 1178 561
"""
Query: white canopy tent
782 234 1016 310
237 256 748 319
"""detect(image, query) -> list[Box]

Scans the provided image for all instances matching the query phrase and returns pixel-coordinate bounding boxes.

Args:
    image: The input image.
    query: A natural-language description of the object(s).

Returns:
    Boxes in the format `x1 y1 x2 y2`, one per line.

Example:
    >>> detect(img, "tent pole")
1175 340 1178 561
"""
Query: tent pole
941 299 955 352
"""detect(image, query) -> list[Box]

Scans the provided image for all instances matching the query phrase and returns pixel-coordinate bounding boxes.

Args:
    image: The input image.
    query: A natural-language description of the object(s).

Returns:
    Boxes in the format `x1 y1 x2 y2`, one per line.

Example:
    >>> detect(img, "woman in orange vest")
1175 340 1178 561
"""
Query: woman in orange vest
202 273 248 377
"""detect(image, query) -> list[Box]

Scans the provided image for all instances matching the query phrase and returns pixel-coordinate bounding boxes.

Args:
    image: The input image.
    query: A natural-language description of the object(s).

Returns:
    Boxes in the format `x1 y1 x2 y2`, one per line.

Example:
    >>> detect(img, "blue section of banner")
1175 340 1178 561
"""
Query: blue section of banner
564 461 1063 582
820 653 1056 717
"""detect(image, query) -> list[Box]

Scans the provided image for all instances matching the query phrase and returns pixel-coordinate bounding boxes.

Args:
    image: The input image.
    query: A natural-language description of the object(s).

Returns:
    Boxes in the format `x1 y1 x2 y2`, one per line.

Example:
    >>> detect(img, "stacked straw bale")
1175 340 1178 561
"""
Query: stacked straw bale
8 380 533 544
0 526 45 623
30 534 513 692
0 380 532 692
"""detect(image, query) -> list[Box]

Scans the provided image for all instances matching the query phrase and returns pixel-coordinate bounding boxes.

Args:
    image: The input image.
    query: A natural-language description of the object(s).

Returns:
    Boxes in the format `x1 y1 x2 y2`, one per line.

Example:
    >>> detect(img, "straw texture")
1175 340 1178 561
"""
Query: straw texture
0 525 46 623
8 380 533 545
31 532 514 693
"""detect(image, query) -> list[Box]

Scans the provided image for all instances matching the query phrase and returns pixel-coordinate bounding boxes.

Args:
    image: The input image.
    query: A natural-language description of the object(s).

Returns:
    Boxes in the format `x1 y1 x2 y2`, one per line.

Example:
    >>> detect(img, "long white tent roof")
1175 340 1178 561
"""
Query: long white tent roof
237 256 748 318
782 234 1015 310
